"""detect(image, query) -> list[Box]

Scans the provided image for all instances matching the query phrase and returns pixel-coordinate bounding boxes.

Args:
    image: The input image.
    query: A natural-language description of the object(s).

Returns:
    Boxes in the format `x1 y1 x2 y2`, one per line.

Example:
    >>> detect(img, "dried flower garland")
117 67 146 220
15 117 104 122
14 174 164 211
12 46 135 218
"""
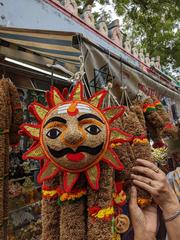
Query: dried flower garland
0 77 23 239
143 97 164 130
41 178 60 240
152 96 178 138
20 82 134 240
130 104 146 131
87 163 114 240
121 110 153 207
59 189 86 202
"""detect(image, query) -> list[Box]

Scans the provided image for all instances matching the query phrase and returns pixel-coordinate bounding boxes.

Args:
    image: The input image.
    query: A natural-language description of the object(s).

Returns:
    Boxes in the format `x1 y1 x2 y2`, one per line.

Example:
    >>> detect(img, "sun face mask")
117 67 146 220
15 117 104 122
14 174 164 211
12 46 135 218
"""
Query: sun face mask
20 82 133 192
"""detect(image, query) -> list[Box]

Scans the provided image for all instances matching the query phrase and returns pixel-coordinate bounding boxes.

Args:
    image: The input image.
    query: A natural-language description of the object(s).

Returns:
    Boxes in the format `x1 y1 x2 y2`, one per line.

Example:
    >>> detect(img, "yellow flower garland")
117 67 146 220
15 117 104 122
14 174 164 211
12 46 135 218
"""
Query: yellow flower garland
112 233 121 240
111 142 121 148
42 189 57 198
60 190 86 202
133 138 148 144
93 207 114 219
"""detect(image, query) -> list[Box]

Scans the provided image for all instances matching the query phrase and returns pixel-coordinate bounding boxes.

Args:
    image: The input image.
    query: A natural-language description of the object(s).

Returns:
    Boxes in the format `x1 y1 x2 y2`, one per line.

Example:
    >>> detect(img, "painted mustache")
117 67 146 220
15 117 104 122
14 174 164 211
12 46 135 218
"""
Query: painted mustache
48 143 104 158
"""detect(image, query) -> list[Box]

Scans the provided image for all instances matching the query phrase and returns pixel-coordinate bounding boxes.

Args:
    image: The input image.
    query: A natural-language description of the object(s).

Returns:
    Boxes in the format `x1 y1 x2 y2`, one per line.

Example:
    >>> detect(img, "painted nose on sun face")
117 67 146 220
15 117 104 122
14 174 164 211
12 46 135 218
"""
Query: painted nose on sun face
63 128 84 148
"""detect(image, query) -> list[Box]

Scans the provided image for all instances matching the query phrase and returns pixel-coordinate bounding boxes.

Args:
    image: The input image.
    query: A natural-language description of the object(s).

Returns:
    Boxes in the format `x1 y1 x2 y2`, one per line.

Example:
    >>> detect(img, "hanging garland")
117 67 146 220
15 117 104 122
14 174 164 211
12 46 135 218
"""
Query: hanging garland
0 77 23 240
20 81 134 240
152 96 178 138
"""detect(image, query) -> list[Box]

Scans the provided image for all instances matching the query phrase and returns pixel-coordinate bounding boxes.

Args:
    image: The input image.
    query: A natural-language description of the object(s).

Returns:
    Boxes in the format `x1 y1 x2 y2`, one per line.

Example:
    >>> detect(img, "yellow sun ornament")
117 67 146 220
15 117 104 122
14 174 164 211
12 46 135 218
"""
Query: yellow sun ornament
20 82 133 192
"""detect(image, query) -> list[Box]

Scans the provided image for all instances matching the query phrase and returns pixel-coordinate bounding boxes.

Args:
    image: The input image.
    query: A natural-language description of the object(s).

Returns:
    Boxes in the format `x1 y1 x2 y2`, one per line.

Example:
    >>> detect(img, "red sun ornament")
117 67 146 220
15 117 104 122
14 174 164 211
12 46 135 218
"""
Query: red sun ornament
20 82 133 192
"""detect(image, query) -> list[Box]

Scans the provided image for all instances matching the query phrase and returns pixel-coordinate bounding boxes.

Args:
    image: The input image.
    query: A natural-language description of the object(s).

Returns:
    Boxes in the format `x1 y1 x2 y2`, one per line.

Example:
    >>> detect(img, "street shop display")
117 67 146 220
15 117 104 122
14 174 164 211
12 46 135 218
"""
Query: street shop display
0 77 23 240
0 75 176 240
20 81 135 240
20 80 178 240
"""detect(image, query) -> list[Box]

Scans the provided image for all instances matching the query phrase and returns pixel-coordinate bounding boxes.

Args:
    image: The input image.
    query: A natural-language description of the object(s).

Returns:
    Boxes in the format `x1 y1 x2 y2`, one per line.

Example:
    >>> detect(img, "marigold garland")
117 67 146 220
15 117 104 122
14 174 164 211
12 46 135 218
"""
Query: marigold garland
132 138 148 144
137 197 152 208
143 103 156 113
59 189 86 202
42 188 86 202
42 189 58 198
153 100 162 107
111 143 121 148
88 206 114 220
112 233 121 240
113 190 126 206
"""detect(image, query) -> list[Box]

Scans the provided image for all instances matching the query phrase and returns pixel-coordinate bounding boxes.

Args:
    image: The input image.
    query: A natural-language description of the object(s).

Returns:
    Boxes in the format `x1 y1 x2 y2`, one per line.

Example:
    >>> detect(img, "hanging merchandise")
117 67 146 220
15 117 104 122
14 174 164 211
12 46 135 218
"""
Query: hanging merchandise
20 82 133 191
20 80 136 240
0 76 23 240
112 109 153 207
152 96 178 138
7 87 43 240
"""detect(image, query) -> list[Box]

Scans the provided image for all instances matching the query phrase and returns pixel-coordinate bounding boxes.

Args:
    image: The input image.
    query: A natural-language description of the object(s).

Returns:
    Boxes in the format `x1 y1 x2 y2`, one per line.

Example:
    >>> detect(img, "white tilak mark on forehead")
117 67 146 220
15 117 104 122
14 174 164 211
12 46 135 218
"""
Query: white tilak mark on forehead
57 104 70 114
57 103 92 114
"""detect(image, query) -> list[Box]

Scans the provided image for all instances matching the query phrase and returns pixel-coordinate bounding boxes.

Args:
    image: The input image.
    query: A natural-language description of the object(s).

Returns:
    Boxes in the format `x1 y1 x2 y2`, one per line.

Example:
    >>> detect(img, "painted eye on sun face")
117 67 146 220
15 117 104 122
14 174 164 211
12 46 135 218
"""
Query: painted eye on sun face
85 125 101 135
46 128 61 139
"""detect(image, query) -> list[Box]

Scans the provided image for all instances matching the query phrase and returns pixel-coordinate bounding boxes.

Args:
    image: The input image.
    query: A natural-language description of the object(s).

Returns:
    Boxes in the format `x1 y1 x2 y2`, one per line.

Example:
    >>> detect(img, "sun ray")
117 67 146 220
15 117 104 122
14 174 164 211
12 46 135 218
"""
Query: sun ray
85 163 100 190
89 89 107 108
20 123 40 140
22 142 45 160
50 86 65 106
69 81 83 100
64 172 79 192
29 102 49 122
103 148 124 170
103 106 125 124
37 160 59 183
110 128 133 143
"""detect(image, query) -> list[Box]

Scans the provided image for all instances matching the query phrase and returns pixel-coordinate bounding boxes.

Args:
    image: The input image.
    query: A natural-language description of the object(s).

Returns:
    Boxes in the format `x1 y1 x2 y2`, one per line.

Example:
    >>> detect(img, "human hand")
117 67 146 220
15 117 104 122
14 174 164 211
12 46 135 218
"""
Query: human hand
129 186 157 240
131 159 179 217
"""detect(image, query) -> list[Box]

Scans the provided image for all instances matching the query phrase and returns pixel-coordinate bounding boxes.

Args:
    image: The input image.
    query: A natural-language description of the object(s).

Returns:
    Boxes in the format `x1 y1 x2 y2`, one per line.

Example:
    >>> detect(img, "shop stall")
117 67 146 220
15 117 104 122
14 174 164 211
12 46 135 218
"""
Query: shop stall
0 23 179 240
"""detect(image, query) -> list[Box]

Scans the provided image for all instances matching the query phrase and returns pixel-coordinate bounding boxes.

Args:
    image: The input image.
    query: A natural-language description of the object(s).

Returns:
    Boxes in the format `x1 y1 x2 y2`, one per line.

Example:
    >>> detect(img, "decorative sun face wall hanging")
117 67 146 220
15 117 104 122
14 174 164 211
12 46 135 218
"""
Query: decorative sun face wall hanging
20 82 133 192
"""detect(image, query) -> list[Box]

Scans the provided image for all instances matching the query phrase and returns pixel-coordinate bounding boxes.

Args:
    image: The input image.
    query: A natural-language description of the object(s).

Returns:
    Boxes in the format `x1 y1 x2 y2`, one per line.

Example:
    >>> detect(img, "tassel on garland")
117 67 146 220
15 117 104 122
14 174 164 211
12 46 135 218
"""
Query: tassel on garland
59 175 86 240
87 162 114 240
152 96 178 139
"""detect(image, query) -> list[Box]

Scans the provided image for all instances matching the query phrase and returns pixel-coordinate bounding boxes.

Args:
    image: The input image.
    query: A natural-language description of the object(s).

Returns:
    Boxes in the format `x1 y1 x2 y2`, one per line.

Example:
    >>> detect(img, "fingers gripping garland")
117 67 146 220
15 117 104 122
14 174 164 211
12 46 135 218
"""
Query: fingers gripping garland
20 82 133 193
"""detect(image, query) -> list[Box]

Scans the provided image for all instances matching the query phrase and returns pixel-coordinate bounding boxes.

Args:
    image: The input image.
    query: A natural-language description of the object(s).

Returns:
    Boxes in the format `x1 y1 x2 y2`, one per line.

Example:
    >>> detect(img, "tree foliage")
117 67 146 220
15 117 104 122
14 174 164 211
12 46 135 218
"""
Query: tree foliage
77 0 180 69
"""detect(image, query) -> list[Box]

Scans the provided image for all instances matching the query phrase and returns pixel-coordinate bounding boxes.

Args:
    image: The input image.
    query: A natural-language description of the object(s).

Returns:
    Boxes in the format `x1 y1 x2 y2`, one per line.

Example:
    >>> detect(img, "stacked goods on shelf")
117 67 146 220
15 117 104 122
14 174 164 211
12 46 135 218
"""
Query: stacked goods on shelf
0 77 23 240
7 88 44 240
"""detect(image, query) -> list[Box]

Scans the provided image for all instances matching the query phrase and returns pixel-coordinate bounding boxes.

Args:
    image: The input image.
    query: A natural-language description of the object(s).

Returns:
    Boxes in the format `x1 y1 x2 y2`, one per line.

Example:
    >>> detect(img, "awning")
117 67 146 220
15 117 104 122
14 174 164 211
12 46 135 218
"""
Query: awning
0 27 81 73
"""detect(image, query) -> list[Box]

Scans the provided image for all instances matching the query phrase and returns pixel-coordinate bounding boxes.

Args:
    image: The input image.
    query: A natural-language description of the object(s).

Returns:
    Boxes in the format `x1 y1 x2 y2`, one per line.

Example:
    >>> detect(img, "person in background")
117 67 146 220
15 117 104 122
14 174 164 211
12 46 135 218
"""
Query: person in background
129 159 180 240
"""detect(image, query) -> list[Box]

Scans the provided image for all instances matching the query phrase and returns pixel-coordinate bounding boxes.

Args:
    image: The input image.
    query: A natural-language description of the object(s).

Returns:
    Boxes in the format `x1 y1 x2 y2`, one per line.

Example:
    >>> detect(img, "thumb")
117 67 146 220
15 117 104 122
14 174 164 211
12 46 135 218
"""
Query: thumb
129 186 138 208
